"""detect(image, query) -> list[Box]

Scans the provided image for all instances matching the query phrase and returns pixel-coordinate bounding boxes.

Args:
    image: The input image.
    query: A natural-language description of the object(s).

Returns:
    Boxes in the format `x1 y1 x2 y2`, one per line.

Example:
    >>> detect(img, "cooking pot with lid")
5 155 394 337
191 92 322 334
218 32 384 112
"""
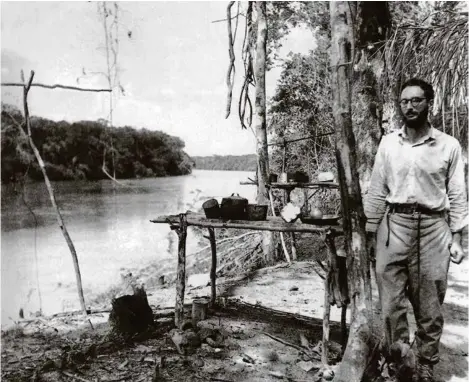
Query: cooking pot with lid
220 193 248 220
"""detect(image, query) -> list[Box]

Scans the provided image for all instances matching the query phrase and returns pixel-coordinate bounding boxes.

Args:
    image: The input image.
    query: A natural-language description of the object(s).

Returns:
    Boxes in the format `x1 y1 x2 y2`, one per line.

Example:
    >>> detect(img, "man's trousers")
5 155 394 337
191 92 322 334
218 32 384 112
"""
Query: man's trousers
375 211 452 364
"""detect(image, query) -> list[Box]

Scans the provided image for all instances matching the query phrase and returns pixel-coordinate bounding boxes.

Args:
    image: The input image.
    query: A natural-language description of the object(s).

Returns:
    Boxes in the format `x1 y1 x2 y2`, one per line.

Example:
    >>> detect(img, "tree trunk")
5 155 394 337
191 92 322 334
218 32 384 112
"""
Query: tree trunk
329 3 374 381
21 71 87 316
175 214 188 328
351 2 391 194
254 1 274 265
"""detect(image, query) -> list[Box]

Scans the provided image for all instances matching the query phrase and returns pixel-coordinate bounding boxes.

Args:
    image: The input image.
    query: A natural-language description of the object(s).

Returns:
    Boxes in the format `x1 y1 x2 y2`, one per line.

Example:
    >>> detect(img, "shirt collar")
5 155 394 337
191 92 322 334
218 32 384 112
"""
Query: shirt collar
398 123 436 146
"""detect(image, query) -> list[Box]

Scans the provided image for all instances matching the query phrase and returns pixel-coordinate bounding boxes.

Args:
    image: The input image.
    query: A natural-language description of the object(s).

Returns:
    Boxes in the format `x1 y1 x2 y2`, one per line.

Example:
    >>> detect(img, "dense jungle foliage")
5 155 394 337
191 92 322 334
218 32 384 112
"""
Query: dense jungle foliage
1 104 193 183
264 1 467 182
192 154 257 171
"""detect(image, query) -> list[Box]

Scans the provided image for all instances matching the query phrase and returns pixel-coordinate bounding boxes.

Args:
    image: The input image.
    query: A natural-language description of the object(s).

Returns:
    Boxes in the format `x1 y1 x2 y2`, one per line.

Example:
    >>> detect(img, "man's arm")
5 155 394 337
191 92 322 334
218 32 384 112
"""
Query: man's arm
364 139 389 233
447 142 468 263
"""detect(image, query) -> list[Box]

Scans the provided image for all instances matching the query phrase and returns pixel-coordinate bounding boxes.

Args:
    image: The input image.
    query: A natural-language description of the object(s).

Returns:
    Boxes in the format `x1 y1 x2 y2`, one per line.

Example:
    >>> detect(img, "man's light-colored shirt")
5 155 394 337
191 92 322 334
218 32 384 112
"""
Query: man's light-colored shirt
364 126 467 233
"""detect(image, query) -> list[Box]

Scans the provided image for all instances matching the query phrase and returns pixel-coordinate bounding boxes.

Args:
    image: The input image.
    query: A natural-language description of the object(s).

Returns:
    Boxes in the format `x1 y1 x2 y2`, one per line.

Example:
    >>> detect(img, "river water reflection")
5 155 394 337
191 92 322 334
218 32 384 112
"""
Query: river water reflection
1 170 256 326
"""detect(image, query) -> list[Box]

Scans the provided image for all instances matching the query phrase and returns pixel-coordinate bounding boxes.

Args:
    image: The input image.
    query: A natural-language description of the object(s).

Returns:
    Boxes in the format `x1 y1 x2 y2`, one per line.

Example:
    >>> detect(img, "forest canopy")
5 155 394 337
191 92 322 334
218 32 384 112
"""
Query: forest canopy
1 104 193 183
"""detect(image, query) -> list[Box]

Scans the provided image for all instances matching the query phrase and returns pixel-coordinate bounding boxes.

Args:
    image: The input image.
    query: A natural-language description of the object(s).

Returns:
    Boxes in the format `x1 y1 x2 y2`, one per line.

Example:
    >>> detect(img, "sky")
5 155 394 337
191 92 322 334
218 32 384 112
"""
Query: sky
1 1 315 156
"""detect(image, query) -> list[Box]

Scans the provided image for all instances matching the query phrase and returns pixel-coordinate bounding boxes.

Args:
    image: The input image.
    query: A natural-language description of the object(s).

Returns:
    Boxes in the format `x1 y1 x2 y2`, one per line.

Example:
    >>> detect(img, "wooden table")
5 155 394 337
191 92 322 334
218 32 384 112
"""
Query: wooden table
151 212 348 364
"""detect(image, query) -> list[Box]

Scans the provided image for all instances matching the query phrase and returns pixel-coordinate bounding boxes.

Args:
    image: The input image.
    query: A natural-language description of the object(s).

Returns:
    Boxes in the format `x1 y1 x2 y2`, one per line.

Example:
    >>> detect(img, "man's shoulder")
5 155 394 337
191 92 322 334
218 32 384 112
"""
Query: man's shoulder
433 128 461 147
380 130 401 146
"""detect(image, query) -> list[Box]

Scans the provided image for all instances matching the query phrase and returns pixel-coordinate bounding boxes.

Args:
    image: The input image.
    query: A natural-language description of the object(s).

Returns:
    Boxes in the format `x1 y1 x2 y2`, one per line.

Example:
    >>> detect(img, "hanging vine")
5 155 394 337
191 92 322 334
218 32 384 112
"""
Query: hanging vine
78 2 131 183
224 2 256 131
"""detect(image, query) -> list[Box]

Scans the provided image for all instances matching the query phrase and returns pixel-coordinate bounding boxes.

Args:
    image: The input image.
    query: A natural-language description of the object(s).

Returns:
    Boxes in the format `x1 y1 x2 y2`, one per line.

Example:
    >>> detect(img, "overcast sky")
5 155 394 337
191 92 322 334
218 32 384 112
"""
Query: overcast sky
1 2 314 156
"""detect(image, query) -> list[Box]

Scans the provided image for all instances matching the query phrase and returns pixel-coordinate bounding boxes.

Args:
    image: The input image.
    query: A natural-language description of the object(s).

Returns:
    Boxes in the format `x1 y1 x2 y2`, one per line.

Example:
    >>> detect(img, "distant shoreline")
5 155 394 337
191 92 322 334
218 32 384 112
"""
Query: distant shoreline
192 154 257 172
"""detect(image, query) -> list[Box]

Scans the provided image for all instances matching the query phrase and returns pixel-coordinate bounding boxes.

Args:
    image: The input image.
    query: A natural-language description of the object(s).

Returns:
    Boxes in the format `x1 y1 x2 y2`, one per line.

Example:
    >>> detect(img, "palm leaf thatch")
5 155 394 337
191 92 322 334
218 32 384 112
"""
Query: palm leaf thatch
382 10 468 148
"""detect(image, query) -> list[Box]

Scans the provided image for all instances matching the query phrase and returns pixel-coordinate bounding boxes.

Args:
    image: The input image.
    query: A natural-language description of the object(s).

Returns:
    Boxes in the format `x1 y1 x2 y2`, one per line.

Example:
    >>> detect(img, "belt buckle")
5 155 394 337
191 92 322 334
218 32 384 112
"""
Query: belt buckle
411 203 418 217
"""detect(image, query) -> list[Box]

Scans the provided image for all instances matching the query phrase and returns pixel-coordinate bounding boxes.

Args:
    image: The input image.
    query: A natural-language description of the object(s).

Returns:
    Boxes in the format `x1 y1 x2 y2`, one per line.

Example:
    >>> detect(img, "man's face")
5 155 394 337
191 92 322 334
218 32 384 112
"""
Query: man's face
399 86 429 128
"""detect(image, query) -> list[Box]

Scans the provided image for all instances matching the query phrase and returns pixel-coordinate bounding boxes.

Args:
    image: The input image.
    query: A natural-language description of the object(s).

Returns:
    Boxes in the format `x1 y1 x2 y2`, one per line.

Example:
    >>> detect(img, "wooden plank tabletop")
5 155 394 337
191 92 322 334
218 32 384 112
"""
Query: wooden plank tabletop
240 181 340 189
150 213 343 234
268 182 339 189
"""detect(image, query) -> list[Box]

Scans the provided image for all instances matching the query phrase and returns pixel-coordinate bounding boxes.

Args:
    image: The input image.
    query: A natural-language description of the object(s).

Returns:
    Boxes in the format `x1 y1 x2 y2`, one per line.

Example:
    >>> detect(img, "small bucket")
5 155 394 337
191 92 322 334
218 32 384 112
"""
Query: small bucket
202 199 221 219
192 297 210 327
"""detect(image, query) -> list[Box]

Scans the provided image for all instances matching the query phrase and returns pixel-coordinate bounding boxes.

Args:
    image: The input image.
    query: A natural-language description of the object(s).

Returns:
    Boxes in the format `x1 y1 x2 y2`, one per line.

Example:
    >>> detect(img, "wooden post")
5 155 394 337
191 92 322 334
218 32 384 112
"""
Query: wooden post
175 214 188 328
208 227 217 306
322 277 330 365
290 234 297 261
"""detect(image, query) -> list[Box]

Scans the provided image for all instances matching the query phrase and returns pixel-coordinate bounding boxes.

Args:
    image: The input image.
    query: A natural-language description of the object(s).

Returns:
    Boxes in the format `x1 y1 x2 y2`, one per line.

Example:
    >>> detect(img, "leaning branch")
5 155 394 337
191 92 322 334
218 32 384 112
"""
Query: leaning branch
211 13 246 23
14 70 88 316
1 82 111 93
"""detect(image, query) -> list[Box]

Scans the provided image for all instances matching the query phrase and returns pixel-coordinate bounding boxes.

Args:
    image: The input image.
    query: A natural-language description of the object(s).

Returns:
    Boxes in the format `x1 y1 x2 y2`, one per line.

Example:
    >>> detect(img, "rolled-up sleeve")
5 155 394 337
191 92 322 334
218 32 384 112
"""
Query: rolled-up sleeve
365 139 389 233
447 142 468 233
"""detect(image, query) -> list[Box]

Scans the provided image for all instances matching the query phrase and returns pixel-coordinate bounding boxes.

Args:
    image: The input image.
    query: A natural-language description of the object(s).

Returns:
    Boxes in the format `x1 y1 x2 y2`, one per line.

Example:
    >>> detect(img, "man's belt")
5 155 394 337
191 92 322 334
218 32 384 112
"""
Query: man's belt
387 203 446 216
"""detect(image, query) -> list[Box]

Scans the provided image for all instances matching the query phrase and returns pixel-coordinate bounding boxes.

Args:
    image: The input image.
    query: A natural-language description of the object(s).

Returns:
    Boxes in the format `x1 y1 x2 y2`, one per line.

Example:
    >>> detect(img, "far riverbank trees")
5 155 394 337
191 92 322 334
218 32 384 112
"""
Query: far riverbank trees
1 104 193 183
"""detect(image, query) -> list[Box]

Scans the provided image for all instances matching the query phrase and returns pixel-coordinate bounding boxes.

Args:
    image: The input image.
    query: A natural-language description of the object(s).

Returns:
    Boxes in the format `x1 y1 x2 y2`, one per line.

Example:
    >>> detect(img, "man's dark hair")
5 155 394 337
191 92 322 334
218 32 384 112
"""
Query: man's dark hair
401 78 434 101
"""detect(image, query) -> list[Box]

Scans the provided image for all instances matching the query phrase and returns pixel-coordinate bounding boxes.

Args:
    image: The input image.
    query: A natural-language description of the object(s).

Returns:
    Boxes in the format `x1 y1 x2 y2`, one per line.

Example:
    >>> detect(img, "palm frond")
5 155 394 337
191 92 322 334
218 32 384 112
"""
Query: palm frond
382 11 468 146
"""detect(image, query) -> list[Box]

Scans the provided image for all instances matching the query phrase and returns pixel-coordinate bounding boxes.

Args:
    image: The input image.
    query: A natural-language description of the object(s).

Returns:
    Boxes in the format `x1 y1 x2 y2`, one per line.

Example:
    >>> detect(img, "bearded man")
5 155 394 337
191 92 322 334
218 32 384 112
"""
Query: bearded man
365 78 467 382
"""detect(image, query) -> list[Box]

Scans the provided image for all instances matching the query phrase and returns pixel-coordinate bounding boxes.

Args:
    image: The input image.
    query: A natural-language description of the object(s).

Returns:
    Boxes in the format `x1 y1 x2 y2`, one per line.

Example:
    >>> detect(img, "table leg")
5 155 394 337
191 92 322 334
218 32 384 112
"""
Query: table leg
322 278 330 365
303 188 310 215
208 227 217 307
290 233 297 261
175 214 187 328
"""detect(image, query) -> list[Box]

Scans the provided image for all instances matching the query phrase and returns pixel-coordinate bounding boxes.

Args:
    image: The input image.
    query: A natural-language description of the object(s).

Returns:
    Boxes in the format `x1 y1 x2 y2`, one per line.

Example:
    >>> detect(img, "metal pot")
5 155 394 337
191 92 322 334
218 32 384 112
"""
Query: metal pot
294 171 309 183
202 199 221 219
246 204 268 221
220 193 248 220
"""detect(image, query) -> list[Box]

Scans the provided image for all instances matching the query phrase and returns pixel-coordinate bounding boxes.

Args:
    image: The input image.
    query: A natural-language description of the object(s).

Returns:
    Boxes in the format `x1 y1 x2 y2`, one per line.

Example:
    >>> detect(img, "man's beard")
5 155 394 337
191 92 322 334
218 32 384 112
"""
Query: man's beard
402 108 428 128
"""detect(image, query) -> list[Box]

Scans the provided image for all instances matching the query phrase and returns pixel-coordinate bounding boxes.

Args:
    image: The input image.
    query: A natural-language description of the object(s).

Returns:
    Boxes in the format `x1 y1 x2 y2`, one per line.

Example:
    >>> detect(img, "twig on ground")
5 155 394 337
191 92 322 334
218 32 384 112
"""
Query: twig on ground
261 331 304 352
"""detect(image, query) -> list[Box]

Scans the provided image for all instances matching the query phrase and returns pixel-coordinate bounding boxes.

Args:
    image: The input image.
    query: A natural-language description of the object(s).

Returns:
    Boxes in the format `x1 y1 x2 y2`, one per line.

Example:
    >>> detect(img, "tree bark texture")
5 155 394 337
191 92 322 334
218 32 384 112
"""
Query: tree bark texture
329 3 375 381
175 214 188 328
351 2 391 193
22 71 87 316
254 1 274 265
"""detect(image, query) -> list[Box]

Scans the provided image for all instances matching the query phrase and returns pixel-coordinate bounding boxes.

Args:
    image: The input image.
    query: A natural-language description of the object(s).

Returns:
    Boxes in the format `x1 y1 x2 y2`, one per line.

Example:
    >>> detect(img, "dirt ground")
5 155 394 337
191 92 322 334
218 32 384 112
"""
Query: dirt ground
2 260 467 382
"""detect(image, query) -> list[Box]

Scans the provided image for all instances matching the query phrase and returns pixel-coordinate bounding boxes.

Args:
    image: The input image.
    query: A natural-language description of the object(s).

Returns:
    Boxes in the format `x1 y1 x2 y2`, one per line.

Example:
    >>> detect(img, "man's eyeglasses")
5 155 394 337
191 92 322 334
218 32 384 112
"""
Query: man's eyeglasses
400 97 426 108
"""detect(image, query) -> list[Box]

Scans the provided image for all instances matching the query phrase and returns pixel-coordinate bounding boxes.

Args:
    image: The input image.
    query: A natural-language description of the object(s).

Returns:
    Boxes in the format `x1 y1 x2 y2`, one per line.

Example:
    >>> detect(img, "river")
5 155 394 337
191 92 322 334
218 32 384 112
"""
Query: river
1 170 256 326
